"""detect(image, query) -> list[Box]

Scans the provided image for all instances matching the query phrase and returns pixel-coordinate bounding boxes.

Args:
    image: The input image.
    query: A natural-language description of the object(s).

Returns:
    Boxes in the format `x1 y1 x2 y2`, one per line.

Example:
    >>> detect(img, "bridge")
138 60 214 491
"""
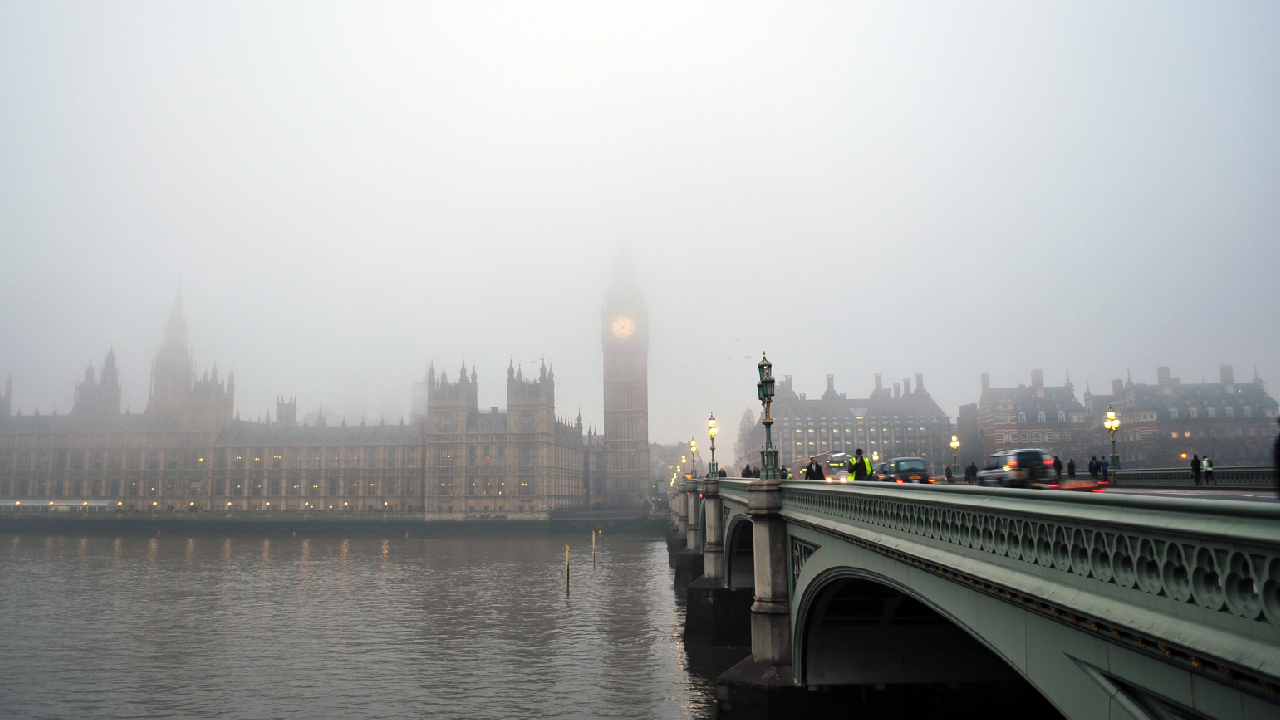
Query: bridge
671 474 1280 719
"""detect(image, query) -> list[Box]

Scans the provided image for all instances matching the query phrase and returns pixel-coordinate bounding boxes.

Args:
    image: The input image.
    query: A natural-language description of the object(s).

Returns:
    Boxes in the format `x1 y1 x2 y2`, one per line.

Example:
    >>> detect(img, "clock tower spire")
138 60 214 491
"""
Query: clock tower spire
601 264 650 508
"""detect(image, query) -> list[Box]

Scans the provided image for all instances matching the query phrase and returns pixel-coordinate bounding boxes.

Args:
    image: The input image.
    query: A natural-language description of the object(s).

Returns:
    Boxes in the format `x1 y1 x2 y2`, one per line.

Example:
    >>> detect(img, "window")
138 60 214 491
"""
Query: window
1037 412 1046 423
1058 411 1066 422
1225 407 1234 418
1017 412 1026 423
1206 408 1216 418
1169 409 1179 419
1244 407 1252 417
1170 432 1178 439
1188 408 1197 419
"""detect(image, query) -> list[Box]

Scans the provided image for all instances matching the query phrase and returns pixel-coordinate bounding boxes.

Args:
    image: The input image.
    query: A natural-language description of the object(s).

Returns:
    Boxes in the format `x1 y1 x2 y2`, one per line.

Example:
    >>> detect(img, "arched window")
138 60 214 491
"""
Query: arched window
1037 411 1046 422
1169 408 1178 419
1207 407 1216 418
1189 408 1198 419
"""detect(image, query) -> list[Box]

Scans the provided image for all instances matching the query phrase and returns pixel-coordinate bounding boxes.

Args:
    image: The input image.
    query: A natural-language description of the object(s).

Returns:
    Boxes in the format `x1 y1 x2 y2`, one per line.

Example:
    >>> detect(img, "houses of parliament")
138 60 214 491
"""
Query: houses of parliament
0 279 652 514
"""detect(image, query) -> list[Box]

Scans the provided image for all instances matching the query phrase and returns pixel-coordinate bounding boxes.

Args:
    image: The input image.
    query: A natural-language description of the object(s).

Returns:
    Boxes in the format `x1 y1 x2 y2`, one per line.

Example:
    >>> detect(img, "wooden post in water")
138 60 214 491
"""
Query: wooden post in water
565 544 570 596
592 530 597 568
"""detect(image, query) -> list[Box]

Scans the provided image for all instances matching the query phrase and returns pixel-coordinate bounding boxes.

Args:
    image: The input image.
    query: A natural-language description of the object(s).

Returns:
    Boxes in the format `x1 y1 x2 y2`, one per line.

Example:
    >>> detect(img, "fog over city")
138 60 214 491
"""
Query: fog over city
2 2 1277 463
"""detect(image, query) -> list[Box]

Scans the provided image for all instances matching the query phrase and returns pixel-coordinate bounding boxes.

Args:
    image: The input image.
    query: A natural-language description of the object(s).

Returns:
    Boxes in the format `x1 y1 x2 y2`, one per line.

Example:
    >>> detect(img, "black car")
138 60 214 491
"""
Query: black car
976 449 1053 488
879 457 936 484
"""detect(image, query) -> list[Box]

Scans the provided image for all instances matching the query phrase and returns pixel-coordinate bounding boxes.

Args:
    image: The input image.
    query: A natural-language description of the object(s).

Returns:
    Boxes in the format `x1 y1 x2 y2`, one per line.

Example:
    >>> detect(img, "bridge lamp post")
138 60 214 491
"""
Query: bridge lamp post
1103 405 1121 471
703 413 723 581
950 436 960 474
707 414 719 477
686 437 701 552
756 353 779 480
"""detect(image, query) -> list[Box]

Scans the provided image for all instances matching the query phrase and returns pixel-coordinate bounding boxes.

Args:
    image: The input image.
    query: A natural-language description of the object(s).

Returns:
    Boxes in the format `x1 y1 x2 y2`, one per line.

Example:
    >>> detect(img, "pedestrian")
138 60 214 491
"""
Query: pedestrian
1067 458 1076 479
1100 457 1109 483
968 462 978 484
1190 454 1201 486
740 464 750 477
803 456 825 481
1088 456 1099 479
719 468 727 478
944 465 954 483
1203 456 1214 486
849 449 871 481
1053 455 1063 482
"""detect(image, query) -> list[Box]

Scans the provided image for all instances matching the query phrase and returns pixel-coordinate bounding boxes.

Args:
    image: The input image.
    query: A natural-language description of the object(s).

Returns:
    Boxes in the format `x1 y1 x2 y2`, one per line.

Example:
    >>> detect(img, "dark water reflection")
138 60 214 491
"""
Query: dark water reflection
1 533 744 719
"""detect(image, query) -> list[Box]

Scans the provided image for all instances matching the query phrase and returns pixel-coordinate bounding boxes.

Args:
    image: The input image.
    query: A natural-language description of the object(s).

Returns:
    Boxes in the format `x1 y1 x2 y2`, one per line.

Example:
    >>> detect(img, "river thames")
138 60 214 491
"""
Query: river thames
1 532 746 719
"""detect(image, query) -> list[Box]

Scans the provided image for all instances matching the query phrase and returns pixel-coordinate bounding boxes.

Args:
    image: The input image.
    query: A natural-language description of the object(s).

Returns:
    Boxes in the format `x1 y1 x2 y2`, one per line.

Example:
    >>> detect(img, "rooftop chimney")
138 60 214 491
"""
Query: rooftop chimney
915 373 924 392
1031 369 1044 389
827 375 834 392
1220 365 1235 386
1157 367 1171 386
903 378 911 395
1112 379 1124 397
893 382 901 398
875 373 883 392
981 373 990 392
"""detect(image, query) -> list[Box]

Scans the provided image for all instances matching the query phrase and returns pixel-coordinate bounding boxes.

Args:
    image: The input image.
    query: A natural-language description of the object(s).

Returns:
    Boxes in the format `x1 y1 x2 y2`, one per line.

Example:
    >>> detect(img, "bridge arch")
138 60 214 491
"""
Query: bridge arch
724 514 754 589
794 566 1025 689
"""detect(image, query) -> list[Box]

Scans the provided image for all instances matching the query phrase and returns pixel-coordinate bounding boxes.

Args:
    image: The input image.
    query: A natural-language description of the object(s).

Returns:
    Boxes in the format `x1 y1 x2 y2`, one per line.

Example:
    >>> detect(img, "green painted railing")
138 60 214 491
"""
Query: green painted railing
717 477 1280 628
1114 465 1276 487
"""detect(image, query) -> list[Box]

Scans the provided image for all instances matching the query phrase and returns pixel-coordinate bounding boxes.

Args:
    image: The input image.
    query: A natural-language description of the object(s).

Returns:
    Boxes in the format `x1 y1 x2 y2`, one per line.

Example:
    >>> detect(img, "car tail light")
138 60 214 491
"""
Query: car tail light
895 479 904 483
1098 480 1109 485
1048 484 1059 488
1091 488 1106 493
1007 460 1018 468
927 478 936 483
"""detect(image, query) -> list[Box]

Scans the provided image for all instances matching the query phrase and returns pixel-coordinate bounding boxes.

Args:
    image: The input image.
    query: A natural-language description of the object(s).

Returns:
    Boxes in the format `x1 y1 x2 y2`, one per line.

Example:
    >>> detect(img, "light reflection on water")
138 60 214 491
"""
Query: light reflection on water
1 533 737 719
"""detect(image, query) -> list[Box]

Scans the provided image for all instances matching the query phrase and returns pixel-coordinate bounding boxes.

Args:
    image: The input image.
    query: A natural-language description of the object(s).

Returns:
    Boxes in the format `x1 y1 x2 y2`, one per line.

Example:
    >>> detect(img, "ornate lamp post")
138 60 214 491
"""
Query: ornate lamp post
707 413 719 476
690 438 698 477
950 435 960 473
756 353 779 480
872 451 879 463
1103 405 1121 471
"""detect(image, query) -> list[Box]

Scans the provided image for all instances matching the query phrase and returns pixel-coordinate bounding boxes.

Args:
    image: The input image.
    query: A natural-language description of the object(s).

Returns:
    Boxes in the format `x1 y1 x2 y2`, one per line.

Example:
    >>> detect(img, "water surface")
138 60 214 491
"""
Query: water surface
1 533 740 719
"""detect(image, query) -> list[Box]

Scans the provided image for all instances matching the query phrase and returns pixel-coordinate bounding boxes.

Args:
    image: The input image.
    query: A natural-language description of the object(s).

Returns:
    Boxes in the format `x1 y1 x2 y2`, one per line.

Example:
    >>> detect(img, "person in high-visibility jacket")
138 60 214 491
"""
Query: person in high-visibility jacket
849 448 872 480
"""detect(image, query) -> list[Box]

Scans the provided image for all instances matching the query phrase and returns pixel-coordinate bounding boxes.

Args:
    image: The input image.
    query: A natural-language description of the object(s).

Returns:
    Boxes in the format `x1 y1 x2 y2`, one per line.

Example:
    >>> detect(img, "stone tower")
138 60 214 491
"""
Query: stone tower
147 290 195 416
72 348 122 417
601 266 650 507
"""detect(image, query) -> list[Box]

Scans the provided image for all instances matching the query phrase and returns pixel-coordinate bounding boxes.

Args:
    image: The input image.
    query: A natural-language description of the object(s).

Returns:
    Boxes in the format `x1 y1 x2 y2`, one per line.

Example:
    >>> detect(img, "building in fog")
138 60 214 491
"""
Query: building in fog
976 370 1091 462
973 366 1279 469
1082 366 1278 468
0 278 652 514
739 372 953 474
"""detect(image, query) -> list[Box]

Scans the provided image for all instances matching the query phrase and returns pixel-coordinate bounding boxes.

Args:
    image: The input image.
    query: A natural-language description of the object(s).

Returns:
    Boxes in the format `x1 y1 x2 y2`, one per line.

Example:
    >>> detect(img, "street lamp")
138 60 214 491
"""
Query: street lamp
690 437 697 478
1103 404 1121 470
707 413 719 477
950 435 960 473
756 353 779 480
872 451 879 463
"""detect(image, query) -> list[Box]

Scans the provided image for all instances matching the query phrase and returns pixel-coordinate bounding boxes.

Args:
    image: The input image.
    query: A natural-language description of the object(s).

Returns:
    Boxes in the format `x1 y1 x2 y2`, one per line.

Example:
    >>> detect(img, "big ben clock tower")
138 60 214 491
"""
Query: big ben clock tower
601 269 650 508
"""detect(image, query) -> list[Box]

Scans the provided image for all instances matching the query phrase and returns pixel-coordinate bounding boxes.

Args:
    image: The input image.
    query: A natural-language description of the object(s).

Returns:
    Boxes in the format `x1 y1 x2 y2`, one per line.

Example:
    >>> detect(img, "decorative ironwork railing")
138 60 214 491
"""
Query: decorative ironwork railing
778 482 1280 628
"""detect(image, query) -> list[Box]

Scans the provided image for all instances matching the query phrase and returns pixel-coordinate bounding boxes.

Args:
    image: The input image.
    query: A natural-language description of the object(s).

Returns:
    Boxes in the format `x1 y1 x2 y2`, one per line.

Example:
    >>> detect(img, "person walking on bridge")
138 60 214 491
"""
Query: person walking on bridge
1053 456 1063 482
966 462 978 484
1190 454 1202 486
849 449 872 481
1100 457 1110 483
803 456 825 481
1088 457 1099 479
1203 456 1214 485
1067 458 1076 479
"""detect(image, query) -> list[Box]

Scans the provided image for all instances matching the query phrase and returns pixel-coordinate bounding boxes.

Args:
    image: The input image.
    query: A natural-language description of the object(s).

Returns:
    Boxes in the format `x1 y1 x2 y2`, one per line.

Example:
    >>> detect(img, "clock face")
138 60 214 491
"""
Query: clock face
611 315 635 339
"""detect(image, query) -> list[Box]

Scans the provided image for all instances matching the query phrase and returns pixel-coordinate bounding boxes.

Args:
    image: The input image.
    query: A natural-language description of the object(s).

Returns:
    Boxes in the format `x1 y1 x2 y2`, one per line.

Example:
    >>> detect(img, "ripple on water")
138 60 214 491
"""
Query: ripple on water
1 534 735 720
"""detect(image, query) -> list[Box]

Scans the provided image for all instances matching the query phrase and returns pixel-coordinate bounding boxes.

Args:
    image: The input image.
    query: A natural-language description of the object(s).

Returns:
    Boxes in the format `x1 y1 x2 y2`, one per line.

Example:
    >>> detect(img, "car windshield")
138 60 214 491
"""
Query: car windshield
896 459 928 472
1016 451 1044 465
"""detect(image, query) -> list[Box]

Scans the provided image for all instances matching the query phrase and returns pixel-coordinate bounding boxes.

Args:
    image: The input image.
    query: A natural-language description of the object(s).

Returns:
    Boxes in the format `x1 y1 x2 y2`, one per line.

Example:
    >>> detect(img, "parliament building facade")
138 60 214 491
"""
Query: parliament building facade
0 280 651 514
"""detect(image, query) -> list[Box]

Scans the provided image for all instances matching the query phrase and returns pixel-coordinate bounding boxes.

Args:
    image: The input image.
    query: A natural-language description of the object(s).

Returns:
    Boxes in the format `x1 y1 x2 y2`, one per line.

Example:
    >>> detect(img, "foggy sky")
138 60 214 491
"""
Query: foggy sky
2 1 1278 465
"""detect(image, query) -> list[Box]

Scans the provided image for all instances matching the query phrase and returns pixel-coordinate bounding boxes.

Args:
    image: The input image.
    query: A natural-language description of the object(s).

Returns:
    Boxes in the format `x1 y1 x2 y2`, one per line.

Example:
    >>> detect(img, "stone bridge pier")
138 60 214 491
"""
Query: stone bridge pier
676 474 1280 719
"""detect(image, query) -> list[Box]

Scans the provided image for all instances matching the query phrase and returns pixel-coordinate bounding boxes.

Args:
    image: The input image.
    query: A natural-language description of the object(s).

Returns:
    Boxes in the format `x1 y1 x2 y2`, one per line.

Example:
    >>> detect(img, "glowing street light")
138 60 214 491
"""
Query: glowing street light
950 435 960 473
1103 405 1121 470
707 413 719 477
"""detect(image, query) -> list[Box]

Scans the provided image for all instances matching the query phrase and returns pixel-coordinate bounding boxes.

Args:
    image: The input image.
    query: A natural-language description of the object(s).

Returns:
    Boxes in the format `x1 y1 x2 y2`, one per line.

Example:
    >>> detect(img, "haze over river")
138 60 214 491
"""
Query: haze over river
1 532 742 719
